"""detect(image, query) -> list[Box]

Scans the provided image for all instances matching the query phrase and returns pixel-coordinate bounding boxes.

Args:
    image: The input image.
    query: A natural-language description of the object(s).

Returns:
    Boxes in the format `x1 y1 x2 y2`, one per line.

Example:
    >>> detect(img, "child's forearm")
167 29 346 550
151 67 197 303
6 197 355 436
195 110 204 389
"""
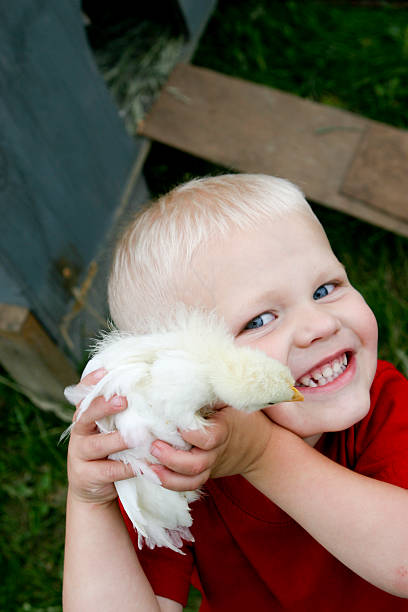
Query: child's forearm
246 427 408 598
63 488 163 612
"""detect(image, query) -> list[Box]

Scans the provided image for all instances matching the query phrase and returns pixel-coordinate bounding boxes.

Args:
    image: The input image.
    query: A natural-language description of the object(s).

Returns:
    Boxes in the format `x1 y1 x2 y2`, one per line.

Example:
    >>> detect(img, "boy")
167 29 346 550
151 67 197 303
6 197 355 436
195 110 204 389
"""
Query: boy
63 174 408 611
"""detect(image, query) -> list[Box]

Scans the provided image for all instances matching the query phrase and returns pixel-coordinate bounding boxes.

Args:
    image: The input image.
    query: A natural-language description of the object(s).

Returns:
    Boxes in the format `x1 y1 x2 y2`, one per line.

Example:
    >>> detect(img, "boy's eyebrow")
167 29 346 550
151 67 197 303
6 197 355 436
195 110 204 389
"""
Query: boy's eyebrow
244 289 282 308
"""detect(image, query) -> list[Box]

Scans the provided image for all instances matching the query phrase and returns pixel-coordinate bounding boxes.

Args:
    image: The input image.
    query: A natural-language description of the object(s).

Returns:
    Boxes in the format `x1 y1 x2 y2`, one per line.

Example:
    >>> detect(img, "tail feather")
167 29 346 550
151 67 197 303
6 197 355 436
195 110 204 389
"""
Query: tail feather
114 475 197 554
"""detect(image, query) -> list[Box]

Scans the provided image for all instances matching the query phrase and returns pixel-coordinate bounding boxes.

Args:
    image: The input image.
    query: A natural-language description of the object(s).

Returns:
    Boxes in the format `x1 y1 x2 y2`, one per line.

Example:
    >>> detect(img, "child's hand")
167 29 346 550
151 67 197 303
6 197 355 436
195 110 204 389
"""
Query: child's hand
150 406 275 491
66 369 134 505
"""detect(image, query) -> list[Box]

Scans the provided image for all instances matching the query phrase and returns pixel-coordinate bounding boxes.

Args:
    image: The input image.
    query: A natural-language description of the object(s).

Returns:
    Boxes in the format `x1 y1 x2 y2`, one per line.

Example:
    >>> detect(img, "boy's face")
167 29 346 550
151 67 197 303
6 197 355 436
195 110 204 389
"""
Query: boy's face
189 212 378 441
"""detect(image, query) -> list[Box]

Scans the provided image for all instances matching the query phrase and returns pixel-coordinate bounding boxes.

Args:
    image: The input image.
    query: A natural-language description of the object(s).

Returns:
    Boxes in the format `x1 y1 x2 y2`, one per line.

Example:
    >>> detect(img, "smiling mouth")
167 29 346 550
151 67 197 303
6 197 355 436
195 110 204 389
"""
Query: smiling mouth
296 352 351 388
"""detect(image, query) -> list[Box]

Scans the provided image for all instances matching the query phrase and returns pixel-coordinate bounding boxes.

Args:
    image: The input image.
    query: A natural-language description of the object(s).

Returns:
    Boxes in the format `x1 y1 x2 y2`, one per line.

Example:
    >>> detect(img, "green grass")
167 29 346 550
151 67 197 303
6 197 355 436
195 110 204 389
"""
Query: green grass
0 379 68 611
2 1 408 609
194 0 408 129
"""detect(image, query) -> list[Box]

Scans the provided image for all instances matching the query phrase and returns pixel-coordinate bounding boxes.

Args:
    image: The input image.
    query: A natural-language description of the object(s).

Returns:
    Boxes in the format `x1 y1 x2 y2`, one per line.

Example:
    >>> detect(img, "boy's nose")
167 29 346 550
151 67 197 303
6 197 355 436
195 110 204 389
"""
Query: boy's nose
293 305 341 348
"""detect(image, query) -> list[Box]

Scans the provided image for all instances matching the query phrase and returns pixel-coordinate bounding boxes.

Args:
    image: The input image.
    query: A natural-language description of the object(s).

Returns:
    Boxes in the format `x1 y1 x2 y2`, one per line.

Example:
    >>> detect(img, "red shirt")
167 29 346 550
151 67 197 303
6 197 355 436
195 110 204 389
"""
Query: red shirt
121 360 408 610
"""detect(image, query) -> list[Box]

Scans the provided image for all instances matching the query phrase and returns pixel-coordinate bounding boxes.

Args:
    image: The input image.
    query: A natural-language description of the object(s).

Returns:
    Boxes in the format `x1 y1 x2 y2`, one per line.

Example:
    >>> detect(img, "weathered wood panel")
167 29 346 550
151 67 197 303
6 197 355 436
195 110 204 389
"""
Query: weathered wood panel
0 0 138 355
139 63 408 237
341 123 408 223
0 304 77 421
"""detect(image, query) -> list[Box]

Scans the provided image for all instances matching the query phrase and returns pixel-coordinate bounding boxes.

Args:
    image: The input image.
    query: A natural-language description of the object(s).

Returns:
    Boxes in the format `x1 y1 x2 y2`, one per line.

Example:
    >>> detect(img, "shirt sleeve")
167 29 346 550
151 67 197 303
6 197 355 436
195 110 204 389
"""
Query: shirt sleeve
118 499 194 607
353 361 408 488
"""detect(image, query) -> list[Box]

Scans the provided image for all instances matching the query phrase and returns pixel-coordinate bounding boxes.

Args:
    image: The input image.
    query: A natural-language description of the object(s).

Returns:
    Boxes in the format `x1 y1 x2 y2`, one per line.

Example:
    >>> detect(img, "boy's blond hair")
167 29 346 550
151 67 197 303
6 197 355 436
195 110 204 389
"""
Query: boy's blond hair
108 174 317 332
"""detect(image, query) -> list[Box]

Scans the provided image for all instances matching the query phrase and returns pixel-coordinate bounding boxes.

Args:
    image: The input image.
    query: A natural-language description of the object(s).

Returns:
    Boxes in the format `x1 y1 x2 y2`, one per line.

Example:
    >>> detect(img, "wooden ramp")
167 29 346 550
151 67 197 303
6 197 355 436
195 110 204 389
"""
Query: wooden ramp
139 63 408 237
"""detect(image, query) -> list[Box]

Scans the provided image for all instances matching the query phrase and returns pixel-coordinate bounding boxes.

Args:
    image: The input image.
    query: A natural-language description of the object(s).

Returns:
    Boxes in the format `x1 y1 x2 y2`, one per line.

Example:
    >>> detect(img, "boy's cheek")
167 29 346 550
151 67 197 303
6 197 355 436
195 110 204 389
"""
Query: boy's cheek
346 290 378 382
360 308 378 384
352 291 378 350
363 305 378 347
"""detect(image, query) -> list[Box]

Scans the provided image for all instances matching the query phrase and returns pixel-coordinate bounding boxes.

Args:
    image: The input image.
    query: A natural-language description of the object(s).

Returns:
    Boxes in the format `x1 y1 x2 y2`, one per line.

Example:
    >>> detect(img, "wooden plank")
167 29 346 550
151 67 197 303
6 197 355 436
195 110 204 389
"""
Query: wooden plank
0 304 78 421
139 63 408 237
341 123 408 222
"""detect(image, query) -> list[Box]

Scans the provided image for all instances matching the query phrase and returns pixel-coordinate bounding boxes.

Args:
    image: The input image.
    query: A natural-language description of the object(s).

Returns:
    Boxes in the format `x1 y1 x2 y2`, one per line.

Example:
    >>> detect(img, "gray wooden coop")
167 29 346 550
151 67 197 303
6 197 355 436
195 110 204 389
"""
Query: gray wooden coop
0 0 217 419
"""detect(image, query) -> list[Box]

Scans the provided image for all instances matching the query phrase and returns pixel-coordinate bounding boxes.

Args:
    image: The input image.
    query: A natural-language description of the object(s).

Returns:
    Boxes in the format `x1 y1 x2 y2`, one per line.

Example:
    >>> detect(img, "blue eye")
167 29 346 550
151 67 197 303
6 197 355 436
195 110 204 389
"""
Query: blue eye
245 312 275 330
313 283 335 300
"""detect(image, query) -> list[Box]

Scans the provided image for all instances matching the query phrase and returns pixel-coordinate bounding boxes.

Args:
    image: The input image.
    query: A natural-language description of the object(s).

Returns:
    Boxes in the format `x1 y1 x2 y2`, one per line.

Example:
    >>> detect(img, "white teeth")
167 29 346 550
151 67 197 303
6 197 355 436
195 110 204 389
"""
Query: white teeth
297 353 349 388
322 365 333 378
300 376 318 387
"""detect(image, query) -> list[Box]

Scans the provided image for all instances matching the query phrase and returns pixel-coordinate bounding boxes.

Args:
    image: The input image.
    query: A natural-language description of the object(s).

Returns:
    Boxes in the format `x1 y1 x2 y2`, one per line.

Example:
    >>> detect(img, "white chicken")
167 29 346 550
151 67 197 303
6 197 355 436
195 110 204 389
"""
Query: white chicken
64 307 302 554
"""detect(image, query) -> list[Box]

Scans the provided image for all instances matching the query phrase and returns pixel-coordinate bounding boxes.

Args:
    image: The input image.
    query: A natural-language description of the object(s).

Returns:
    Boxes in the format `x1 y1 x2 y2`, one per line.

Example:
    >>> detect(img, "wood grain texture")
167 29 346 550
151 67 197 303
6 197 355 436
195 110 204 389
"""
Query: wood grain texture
139 63 408 237
0 0 137 354
0 304 78 420
341 123 408 222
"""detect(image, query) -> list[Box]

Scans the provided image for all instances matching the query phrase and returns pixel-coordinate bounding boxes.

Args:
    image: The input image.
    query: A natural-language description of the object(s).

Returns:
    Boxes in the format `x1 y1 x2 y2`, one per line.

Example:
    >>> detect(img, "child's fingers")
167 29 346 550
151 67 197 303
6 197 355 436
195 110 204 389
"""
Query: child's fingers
181 412 230 451
87 458 137 483
69 368 108 411
72 395 127 435
78 430 129 461
150 463 210 492
80 367 108 387
69 368 109 422
148 411 234 491
151 442 216 477
69 457 137 499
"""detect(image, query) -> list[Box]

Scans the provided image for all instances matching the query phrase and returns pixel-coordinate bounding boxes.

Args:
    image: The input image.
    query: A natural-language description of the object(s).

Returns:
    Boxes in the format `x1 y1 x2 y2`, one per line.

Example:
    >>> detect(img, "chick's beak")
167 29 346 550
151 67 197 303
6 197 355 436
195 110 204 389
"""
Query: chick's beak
266 386 304 406
291 386 304 402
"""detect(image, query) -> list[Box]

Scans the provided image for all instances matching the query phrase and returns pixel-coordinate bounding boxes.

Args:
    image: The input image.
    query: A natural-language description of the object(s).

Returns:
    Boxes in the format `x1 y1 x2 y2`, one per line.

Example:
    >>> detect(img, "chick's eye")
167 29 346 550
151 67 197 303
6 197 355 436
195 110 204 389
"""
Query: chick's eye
313 283 335 300
245 312 275 330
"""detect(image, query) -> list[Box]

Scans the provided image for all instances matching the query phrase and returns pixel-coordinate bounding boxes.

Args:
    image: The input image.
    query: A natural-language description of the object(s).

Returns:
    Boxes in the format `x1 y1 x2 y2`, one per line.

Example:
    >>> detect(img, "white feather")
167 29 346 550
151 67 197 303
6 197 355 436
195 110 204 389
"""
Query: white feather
64 307 301 553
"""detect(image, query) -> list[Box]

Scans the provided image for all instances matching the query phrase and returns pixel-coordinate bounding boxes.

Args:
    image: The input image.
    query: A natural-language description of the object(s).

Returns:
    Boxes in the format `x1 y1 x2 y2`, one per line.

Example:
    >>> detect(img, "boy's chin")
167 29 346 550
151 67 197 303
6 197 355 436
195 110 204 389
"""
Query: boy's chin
263 390 372 439
323 386 373 432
